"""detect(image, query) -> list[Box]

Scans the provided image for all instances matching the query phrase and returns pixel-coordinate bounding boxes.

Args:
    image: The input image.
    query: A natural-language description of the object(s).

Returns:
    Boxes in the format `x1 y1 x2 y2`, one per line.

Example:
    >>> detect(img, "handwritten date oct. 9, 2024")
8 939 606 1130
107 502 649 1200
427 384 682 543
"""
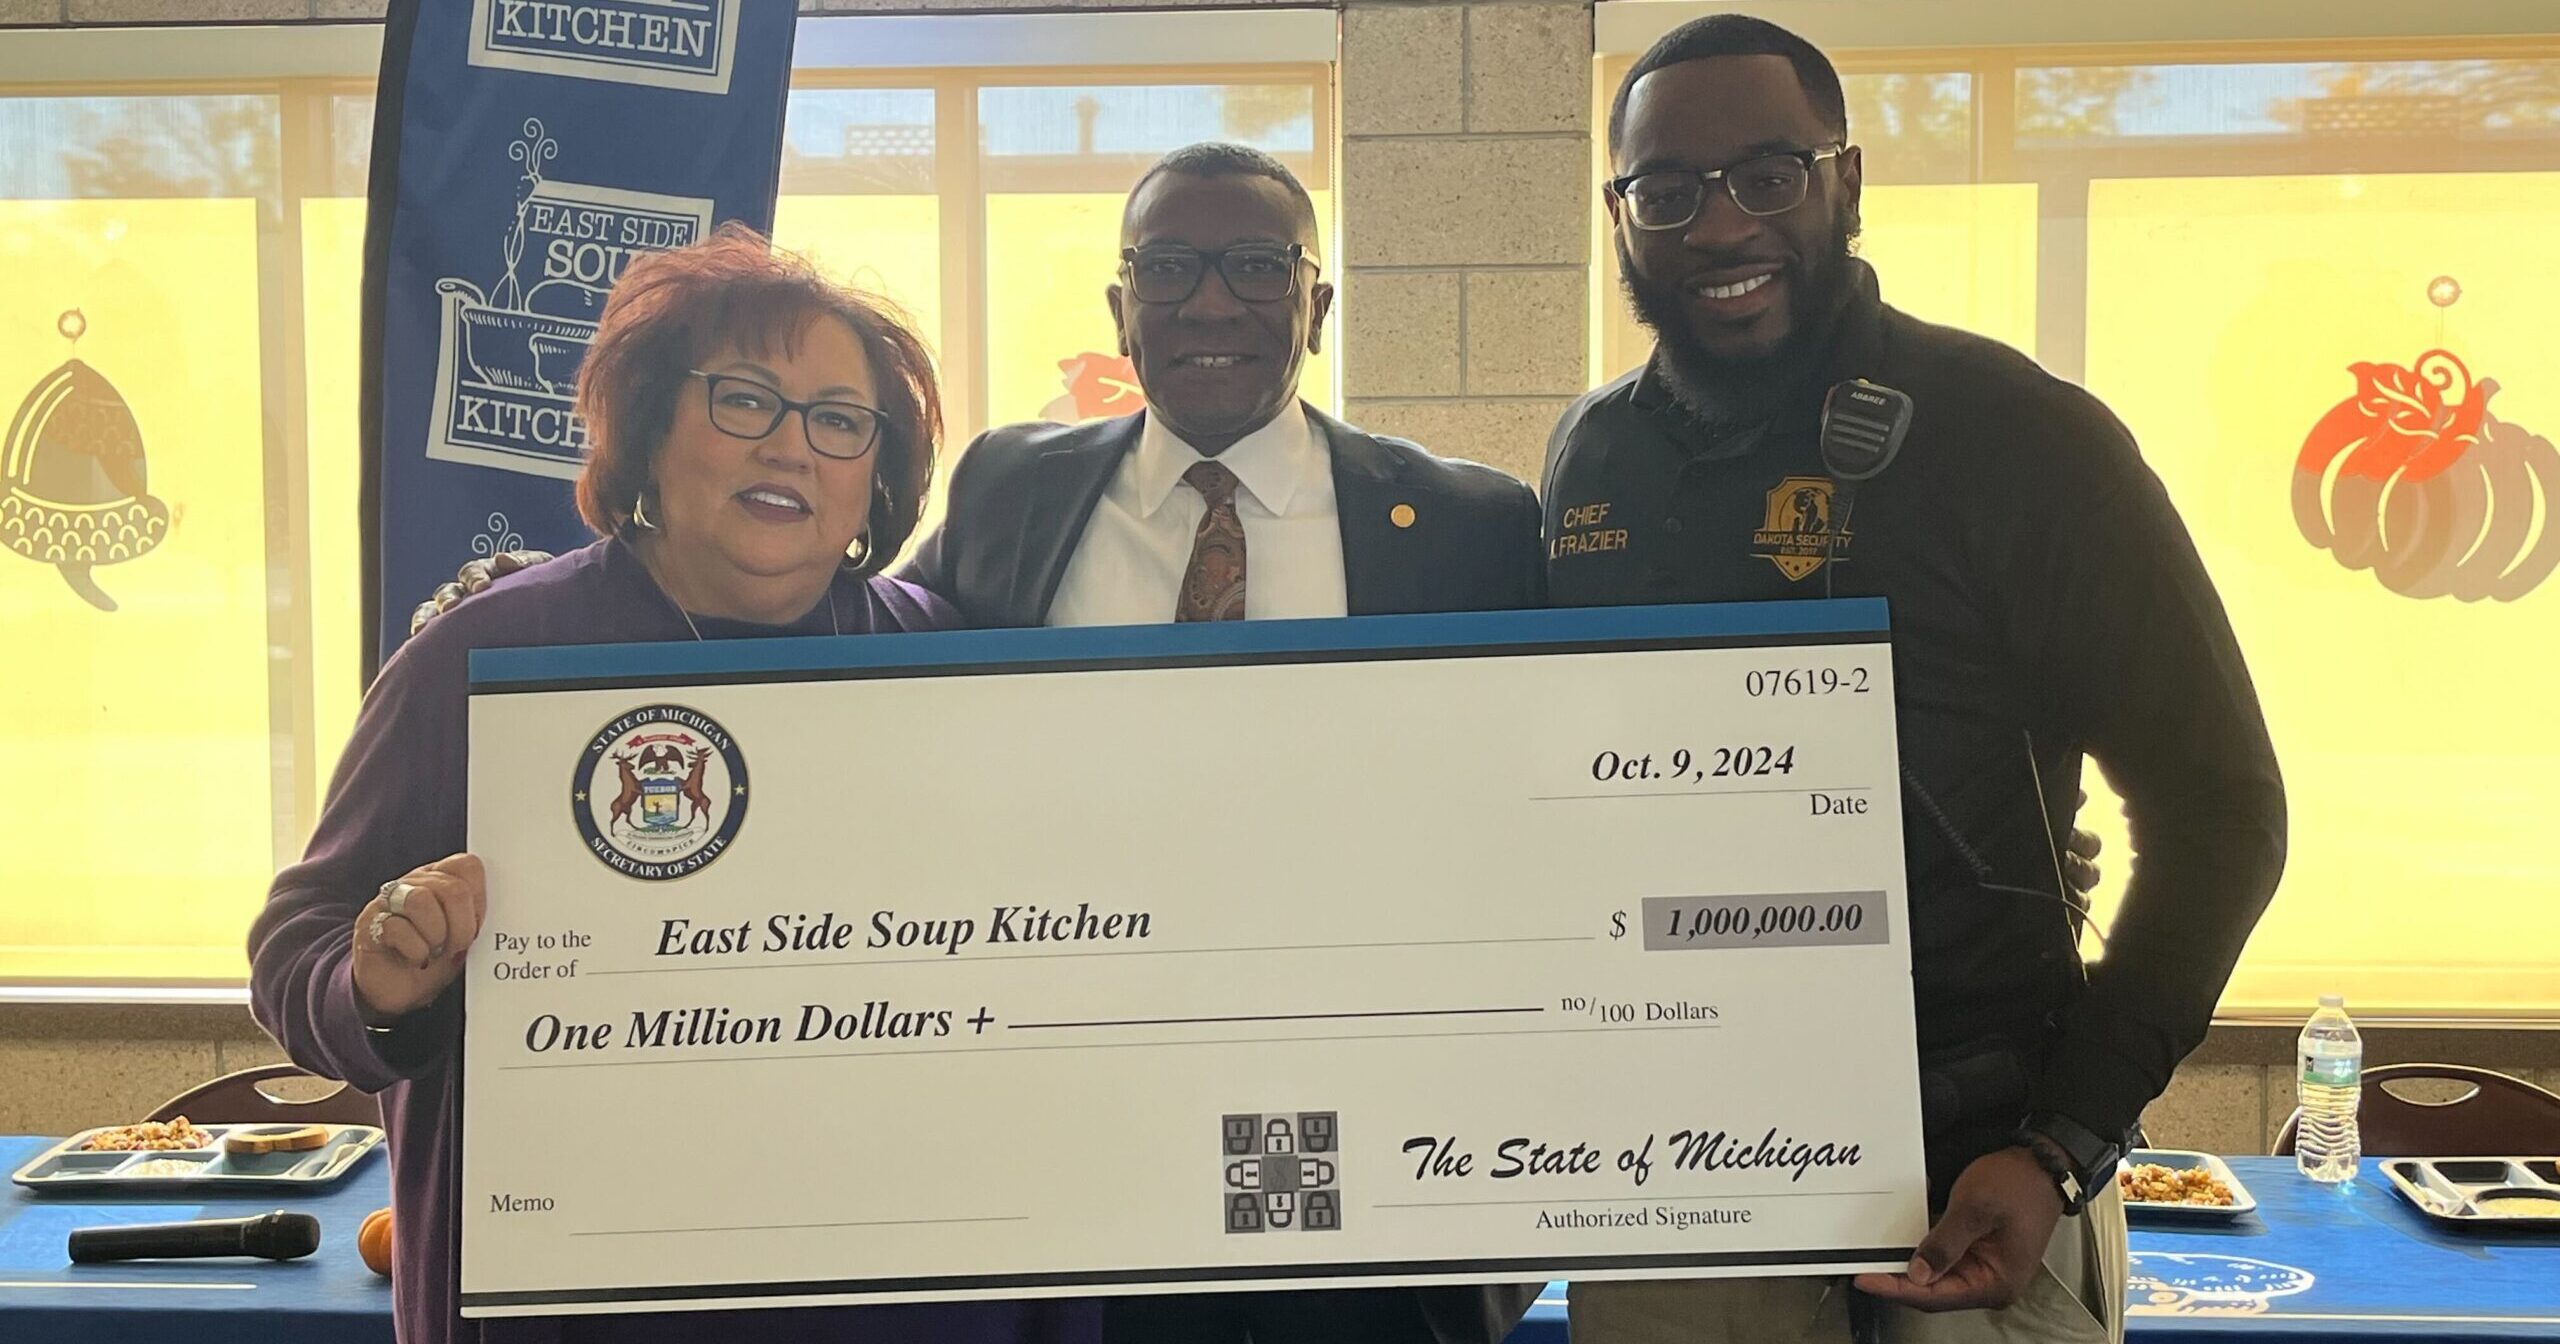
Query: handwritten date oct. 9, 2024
1590 746 1795 785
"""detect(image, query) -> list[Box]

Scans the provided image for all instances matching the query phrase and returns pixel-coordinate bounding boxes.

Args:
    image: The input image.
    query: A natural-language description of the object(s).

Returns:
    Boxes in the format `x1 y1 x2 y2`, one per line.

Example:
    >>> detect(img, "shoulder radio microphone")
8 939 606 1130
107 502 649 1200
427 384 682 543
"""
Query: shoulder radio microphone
67 1210 322 1263
1816 379 1912 601
1818 378 1913 484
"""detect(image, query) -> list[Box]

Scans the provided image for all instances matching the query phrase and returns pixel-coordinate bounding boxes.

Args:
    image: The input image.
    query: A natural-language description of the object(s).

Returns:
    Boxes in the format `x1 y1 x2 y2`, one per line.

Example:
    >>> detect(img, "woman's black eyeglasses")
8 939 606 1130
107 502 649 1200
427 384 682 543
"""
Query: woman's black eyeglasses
687 371 883 462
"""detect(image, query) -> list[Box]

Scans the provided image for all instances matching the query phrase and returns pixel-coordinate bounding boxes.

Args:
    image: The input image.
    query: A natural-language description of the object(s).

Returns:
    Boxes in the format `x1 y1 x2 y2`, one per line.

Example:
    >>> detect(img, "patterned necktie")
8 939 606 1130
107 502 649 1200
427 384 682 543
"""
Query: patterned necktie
1176 459 1247 622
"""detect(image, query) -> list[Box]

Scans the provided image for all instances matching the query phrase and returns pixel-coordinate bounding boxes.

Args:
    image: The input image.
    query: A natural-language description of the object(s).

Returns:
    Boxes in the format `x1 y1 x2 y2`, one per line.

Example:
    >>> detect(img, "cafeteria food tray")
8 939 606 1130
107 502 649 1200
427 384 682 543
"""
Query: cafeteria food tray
2382 1157 2560 1230
2118 1149 2257 1221
11 1123 385 1195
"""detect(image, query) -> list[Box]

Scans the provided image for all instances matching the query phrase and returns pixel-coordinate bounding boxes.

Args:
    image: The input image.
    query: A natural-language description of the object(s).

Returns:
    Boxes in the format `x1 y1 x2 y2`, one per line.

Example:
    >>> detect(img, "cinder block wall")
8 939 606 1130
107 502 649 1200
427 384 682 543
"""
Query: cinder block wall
1338 0 1591 484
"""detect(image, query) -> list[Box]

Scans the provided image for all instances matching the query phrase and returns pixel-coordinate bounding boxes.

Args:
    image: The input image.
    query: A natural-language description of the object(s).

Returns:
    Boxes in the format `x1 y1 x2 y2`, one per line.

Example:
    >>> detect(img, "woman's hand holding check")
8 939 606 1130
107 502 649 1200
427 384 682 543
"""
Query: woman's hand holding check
352 854 487 1021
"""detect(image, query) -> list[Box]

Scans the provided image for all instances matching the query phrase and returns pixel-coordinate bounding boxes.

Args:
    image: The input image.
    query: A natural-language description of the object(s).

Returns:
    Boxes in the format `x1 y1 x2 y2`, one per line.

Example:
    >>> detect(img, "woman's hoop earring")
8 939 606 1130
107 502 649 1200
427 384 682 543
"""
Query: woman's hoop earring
631 493 660 532
846 478 896 570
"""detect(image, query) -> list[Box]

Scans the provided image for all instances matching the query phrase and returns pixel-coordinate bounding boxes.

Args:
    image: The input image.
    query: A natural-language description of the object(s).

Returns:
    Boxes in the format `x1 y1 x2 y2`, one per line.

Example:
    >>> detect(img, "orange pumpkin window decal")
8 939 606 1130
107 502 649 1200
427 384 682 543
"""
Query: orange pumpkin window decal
2292 279 2559 602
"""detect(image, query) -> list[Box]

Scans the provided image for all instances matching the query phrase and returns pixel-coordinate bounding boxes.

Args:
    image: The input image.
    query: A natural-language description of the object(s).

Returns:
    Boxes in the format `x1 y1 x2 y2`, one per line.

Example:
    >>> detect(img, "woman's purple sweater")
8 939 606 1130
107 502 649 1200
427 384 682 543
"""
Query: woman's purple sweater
249 538 1100 1344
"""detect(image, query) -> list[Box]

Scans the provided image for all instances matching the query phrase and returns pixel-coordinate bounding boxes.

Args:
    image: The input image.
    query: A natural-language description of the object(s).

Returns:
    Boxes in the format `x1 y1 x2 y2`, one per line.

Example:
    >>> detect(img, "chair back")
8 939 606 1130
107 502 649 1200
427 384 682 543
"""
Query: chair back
148 1064 382 1128
2271 1063 2560 1157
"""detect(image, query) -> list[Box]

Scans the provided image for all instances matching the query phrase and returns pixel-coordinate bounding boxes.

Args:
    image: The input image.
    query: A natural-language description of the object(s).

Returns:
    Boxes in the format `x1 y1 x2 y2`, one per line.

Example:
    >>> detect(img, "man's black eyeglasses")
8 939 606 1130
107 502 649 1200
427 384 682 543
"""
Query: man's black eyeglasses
687 371 883 462
1120 243 1314 305
1608 145 1844 231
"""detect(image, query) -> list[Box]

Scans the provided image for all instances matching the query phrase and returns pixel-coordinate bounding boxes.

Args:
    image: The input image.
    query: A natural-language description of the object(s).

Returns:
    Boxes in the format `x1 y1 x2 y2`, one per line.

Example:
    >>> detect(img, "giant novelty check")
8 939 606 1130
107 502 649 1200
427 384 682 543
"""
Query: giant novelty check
458 602 1928 1317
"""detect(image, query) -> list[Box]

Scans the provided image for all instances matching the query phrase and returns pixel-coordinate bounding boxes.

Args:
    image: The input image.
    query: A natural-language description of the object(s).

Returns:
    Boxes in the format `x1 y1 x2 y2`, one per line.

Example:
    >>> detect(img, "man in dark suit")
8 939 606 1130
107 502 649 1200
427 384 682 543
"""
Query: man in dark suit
901 142 1541 1344
899 141 1541 629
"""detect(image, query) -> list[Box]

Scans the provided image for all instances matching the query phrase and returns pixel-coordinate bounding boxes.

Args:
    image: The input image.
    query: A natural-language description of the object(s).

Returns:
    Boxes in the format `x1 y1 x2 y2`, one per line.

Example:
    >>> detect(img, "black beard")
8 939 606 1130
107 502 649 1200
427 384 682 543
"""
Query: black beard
1620 211 1859 431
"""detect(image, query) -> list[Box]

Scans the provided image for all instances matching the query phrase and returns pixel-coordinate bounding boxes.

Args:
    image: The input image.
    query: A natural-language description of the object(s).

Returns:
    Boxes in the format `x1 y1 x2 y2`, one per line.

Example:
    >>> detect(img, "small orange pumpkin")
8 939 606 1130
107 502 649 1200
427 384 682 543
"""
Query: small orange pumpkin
357 1207 394 1276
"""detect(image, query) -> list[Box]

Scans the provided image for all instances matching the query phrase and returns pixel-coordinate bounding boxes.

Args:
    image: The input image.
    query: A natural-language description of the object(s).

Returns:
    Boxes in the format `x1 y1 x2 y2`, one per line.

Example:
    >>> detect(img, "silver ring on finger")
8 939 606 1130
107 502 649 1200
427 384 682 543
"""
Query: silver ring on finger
369 912 390 949
380 880 416 916
429 942 449 961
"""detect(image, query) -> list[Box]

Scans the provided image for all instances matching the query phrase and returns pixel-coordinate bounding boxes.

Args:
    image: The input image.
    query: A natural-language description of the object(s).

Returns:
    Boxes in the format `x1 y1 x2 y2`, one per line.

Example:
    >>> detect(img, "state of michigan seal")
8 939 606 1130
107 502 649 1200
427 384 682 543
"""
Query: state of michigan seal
573 705 748 880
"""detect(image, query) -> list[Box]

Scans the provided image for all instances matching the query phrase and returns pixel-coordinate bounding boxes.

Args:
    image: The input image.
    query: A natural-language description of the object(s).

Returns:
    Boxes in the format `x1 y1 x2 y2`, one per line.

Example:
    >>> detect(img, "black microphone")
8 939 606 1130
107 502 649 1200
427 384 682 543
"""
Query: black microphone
1817 379 1913 600
68 1211 322 1263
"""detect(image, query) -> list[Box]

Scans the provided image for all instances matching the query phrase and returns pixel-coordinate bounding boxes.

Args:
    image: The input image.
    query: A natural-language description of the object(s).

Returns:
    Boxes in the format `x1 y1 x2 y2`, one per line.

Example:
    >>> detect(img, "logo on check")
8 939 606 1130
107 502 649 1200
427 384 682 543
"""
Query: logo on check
1223 1112 1342 1233
573 704 748 881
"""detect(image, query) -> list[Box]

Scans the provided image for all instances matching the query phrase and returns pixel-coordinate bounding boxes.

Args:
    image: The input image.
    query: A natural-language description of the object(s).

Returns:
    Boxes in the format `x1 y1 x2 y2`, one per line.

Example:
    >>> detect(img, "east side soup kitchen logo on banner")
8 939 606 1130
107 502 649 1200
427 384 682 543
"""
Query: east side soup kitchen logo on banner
468 0 741 92
362 0 795 670
425 120 712 480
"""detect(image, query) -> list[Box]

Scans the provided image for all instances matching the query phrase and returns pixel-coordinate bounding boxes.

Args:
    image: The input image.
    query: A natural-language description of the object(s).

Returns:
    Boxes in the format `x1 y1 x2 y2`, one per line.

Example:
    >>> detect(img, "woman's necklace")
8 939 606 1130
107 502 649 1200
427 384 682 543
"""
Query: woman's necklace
661 579 842 641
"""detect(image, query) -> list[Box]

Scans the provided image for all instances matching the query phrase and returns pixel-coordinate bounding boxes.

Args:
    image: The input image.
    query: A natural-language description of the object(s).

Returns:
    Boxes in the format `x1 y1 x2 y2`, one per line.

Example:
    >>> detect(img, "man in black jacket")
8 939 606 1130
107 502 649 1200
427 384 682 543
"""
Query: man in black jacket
1547 16 2285 1343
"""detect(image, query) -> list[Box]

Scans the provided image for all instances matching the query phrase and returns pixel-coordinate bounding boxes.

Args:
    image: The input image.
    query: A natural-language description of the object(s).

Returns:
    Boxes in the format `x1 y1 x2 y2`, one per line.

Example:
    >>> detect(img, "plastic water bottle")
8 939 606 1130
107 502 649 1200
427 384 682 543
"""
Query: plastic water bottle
2296 995 2363 1184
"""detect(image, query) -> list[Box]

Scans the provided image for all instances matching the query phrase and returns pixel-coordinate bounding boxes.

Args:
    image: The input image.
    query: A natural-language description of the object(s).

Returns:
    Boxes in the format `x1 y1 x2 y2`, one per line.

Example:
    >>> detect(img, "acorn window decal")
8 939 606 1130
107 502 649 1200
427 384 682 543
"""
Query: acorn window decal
2292 278 2559 602
2 310 170 612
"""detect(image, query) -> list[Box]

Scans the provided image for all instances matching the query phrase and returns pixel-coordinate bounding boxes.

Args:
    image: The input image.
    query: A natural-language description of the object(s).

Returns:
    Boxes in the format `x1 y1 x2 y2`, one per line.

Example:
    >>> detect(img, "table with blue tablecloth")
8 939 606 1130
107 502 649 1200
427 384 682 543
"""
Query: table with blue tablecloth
2114 1155 2560 1340
1513 1157 2560 1342
0 1133 392 1343
6 1141 2554 1342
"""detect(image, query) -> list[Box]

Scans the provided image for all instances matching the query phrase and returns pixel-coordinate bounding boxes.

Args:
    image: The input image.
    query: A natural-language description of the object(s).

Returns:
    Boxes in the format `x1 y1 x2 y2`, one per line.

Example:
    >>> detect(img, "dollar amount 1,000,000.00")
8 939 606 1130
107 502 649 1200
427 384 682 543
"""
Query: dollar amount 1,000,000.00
1609 901 1868 944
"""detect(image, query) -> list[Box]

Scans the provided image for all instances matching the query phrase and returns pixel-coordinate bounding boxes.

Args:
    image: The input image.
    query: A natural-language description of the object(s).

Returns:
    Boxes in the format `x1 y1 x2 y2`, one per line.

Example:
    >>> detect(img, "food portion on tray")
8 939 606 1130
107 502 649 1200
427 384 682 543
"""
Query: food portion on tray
2121 1161 2237 1207
2382 1157 2560 1230
13 1120 385 1194
80 1117 219 1152
2116 1149 2256 1220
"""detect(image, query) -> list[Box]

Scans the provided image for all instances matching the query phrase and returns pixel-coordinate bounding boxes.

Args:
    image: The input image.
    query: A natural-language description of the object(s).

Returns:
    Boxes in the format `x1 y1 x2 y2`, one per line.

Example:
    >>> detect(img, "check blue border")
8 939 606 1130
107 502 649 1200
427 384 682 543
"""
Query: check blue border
469 598 1889 687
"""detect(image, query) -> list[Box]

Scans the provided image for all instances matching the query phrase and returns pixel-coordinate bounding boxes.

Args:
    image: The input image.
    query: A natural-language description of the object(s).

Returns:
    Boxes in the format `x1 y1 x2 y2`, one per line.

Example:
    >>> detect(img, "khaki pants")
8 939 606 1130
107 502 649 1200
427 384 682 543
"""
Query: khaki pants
1570 1185 2125 1344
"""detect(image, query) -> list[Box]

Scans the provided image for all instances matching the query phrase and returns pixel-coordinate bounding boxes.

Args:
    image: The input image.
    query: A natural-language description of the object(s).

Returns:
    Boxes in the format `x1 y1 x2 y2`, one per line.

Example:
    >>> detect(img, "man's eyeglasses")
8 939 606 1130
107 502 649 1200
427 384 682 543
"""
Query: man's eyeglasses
1120 243 1313 305
1608 145 1844 231
687 371 883 462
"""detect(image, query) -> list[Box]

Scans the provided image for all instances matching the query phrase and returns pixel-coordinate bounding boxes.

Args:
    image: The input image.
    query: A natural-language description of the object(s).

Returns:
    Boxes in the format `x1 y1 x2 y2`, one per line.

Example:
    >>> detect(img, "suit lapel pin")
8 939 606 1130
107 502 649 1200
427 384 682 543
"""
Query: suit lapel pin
1390 503 1416 529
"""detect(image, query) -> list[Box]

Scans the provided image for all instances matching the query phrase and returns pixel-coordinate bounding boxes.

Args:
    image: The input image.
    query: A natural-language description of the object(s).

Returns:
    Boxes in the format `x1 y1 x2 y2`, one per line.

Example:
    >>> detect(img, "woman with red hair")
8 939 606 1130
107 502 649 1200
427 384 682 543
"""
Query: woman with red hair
250 225 1095 1344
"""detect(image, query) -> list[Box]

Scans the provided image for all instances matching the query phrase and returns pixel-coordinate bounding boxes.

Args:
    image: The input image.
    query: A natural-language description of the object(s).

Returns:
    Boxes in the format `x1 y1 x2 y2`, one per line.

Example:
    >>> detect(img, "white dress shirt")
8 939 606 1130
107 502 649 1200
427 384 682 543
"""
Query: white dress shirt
1045 403 1349 626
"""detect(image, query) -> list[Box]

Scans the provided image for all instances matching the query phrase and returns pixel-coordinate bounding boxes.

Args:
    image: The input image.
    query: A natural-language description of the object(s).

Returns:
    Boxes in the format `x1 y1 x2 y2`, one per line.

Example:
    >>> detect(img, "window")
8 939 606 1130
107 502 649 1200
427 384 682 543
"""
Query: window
764 69 1334 532
1594 38 2560 1017
975 79 1331 432
771 85 944 416
769 72 1331 448
2 88 357 987
0 39 1333 993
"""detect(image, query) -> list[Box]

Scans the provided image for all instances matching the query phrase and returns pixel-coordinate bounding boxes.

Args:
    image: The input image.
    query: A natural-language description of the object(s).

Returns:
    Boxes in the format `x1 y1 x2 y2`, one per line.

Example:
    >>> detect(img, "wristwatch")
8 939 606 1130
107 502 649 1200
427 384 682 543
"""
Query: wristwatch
2010 1111 2123 1216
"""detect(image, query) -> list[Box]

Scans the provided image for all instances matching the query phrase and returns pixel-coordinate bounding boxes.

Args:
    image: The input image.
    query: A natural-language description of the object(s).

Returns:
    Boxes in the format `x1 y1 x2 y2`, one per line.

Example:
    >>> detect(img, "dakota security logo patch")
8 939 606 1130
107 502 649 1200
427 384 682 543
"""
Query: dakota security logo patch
1751 475 1846 582
468 0 741 94
574 705 748 881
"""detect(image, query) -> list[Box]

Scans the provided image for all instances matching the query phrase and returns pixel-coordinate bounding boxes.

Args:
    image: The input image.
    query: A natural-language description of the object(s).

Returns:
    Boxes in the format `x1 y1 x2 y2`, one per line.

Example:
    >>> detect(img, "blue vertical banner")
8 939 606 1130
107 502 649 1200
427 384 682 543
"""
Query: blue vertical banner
360 0 798 673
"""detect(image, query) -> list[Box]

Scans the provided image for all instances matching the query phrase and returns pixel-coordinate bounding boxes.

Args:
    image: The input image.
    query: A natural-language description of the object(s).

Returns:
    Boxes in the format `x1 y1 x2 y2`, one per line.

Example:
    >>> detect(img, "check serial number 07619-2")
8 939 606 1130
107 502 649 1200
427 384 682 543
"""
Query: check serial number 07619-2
1743 667 1871 697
